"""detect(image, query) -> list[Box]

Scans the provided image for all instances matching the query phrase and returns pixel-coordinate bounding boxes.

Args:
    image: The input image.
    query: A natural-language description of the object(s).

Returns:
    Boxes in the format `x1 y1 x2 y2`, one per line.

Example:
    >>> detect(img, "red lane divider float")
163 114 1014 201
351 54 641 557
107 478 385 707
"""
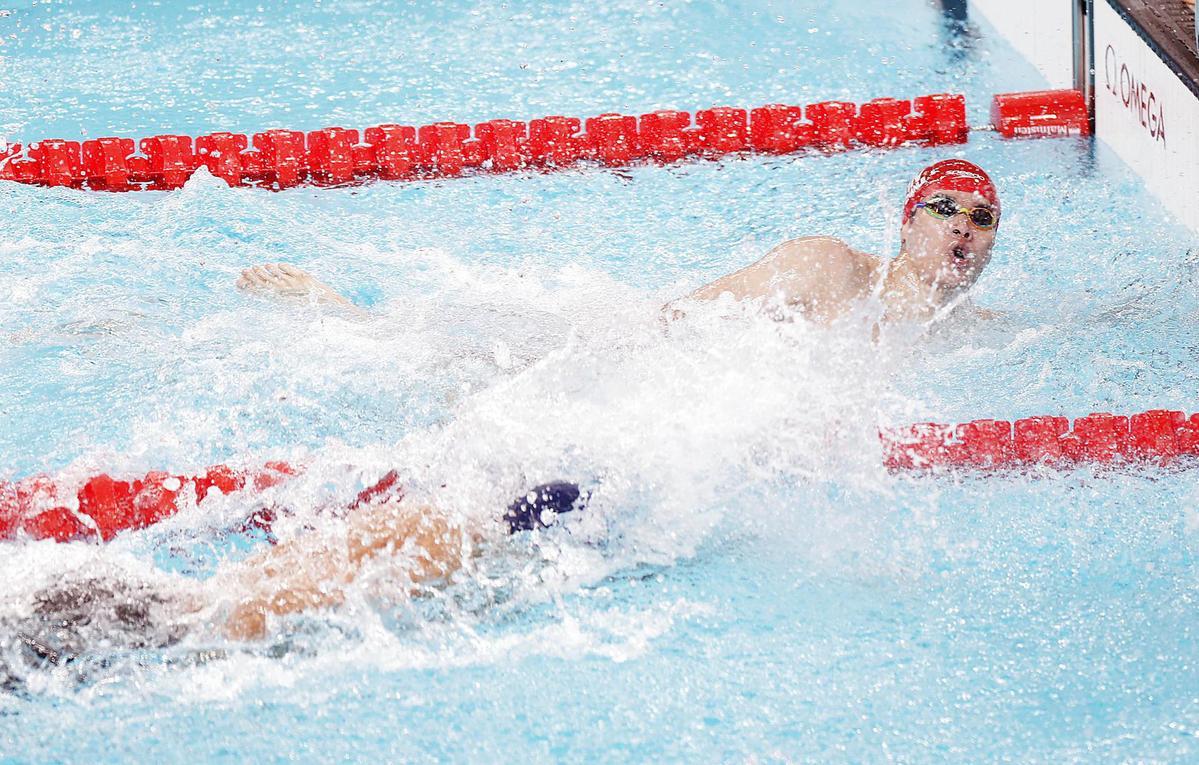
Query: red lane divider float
990 89 1090 139
0 462 297 543
0 89 1090 193
882 409 1196 470
0 92 969 191
0 90 1036 192
0 462 407 545
0 89 1091 193
1 404 1187 545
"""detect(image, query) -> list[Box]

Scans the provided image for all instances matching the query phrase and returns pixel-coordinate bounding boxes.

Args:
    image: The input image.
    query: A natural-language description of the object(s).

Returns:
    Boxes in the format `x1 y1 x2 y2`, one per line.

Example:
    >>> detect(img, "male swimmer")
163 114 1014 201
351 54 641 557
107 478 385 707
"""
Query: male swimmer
235 159 1001 327
0 481 586 688
213 479 586 641
673 158 1001 323
201 162 1002 646
210 161 1000 640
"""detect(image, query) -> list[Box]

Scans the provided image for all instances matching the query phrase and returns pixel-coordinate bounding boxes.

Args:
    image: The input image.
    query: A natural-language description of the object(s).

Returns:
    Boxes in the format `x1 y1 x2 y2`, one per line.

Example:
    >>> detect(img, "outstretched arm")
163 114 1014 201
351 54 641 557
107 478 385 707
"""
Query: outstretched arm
236 262 368 317
219 500 472 640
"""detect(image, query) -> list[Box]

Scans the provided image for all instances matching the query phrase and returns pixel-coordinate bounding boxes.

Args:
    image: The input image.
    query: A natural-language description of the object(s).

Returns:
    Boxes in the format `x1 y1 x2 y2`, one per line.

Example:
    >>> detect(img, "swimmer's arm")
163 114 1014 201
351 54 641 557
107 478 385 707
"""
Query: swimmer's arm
660 250 773 321
673 240 802 304
221 533 353 641
345 501 470 579
768 238 873 321
236 262 369 318
663 237 867 322
221 501 469 640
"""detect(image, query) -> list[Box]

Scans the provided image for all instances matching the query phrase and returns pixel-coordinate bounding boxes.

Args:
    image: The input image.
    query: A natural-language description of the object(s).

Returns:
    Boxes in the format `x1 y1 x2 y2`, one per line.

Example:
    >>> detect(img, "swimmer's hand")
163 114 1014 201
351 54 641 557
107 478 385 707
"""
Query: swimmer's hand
237 262 367 317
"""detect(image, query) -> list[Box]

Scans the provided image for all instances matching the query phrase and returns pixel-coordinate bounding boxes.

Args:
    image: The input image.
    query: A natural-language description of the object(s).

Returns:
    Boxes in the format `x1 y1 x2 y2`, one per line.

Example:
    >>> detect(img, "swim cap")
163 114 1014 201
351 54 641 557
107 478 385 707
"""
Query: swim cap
902 159 1000 223
504 481 588 533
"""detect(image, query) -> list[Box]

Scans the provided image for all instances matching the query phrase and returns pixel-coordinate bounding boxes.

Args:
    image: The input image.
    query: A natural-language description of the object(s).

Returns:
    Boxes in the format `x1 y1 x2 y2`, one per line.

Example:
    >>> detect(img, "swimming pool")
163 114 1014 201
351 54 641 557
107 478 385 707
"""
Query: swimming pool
2 0 1199 761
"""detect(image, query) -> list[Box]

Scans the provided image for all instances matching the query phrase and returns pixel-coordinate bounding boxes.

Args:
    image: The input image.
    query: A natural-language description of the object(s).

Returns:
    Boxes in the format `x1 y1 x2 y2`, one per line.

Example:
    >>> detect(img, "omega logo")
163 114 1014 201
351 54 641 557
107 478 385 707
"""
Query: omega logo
1104 44 1166 146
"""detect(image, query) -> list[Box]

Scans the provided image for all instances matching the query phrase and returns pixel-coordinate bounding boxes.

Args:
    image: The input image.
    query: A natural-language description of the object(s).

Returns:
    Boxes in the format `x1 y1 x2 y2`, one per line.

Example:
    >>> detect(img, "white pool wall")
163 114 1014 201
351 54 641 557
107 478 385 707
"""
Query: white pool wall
972 0 1199 234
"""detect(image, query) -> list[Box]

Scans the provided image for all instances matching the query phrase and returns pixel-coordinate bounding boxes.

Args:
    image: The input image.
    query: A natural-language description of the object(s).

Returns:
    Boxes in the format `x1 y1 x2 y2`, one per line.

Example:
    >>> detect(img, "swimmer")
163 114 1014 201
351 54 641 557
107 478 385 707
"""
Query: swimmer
0 480 587 687
669 159 1001 324
215 479 587 641
235 160 1000 328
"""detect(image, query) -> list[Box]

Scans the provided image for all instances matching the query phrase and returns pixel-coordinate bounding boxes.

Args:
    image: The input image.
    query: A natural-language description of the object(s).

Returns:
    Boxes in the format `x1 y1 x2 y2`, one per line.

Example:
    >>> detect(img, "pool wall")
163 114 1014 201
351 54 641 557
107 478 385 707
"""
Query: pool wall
969 0 1074 87
972 0 1199 233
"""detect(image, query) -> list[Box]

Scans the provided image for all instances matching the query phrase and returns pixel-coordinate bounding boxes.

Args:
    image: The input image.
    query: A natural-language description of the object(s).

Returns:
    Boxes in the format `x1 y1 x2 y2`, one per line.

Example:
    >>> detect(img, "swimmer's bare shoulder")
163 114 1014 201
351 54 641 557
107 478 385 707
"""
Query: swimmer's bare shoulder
766 237 880 319
679 236 880 322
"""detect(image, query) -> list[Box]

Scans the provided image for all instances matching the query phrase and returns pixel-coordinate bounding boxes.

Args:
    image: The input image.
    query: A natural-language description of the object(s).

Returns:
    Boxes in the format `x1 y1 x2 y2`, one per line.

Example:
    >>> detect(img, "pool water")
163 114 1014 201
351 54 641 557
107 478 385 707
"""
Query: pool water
2 0 1199 762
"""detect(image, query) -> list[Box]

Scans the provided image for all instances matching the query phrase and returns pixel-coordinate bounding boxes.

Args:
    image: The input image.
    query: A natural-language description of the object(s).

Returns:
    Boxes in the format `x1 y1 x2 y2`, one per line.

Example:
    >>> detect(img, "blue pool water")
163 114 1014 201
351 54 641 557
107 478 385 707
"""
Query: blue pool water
2 0 1199 762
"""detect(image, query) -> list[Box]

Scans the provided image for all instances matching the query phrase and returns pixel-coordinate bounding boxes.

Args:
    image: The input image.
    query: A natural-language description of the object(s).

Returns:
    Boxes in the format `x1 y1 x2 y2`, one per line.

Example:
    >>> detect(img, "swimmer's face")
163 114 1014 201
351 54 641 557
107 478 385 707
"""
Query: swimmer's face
900 188 998 292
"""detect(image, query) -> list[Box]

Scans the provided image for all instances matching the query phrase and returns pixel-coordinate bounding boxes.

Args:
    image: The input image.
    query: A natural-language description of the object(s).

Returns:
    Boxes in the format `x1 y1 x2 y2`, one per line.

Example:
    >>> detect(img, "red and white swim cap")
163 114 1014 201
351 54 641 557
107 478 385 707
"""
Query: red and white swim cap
902 159 1000 223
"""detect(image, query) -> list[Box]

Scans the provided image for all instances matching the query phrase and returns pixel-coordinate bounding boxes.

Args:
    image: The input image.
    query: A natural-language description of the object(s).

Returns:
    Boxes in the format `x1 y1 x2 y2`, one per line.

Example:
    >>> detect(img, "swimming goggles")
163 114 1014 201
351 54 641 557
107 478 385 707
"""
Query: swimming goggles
915 195 998 230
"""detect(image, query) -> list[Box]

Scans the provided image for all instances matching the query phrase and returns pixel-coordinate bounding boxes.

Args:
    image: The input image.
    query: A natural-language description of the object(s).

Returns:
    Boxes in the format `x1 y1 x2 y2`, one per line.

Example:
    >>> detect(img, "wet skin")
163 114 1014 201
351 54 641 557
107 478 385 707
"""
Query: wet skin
675 185 999 324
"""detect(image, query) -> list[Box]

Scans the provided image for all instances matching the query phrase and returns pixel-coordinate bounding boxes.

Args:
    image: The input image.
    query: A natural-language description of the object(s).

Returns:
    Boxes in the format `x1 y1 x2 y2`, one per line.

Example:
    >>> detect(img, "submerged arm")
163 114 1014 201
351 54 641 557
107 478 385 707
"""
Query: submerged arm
219 500 471 640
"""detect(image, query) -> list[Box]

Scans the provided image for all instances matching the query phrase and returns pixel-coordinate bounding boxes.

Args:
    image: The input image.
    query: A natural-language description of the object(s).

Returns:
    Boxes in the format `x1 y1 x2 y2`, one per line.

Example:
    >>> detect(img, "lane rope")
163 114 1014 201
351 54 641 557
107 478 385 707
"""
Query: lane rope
2 404 1192 544
0 462 298 543
882 409 1198 470
0 90 1086 192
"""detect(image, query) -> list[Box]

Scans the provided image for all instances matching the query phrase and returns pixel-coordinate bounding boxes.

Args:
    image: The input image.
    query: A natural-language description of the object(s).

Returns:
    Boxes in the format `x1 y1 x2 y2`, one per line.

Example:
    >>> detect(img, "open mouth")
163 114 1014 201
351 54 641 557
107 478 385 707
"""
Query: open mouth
949 245 976 268
947 245 976 274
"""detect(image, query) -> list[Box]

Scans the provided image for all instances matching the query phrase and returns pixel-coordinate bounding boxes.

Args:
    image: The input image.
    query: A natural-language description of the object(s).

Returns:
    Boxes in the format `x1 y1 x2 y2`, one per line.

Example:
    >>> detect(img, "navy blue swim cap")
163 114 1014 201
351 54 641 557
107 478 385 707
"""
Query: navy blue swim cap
504 482 587 534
